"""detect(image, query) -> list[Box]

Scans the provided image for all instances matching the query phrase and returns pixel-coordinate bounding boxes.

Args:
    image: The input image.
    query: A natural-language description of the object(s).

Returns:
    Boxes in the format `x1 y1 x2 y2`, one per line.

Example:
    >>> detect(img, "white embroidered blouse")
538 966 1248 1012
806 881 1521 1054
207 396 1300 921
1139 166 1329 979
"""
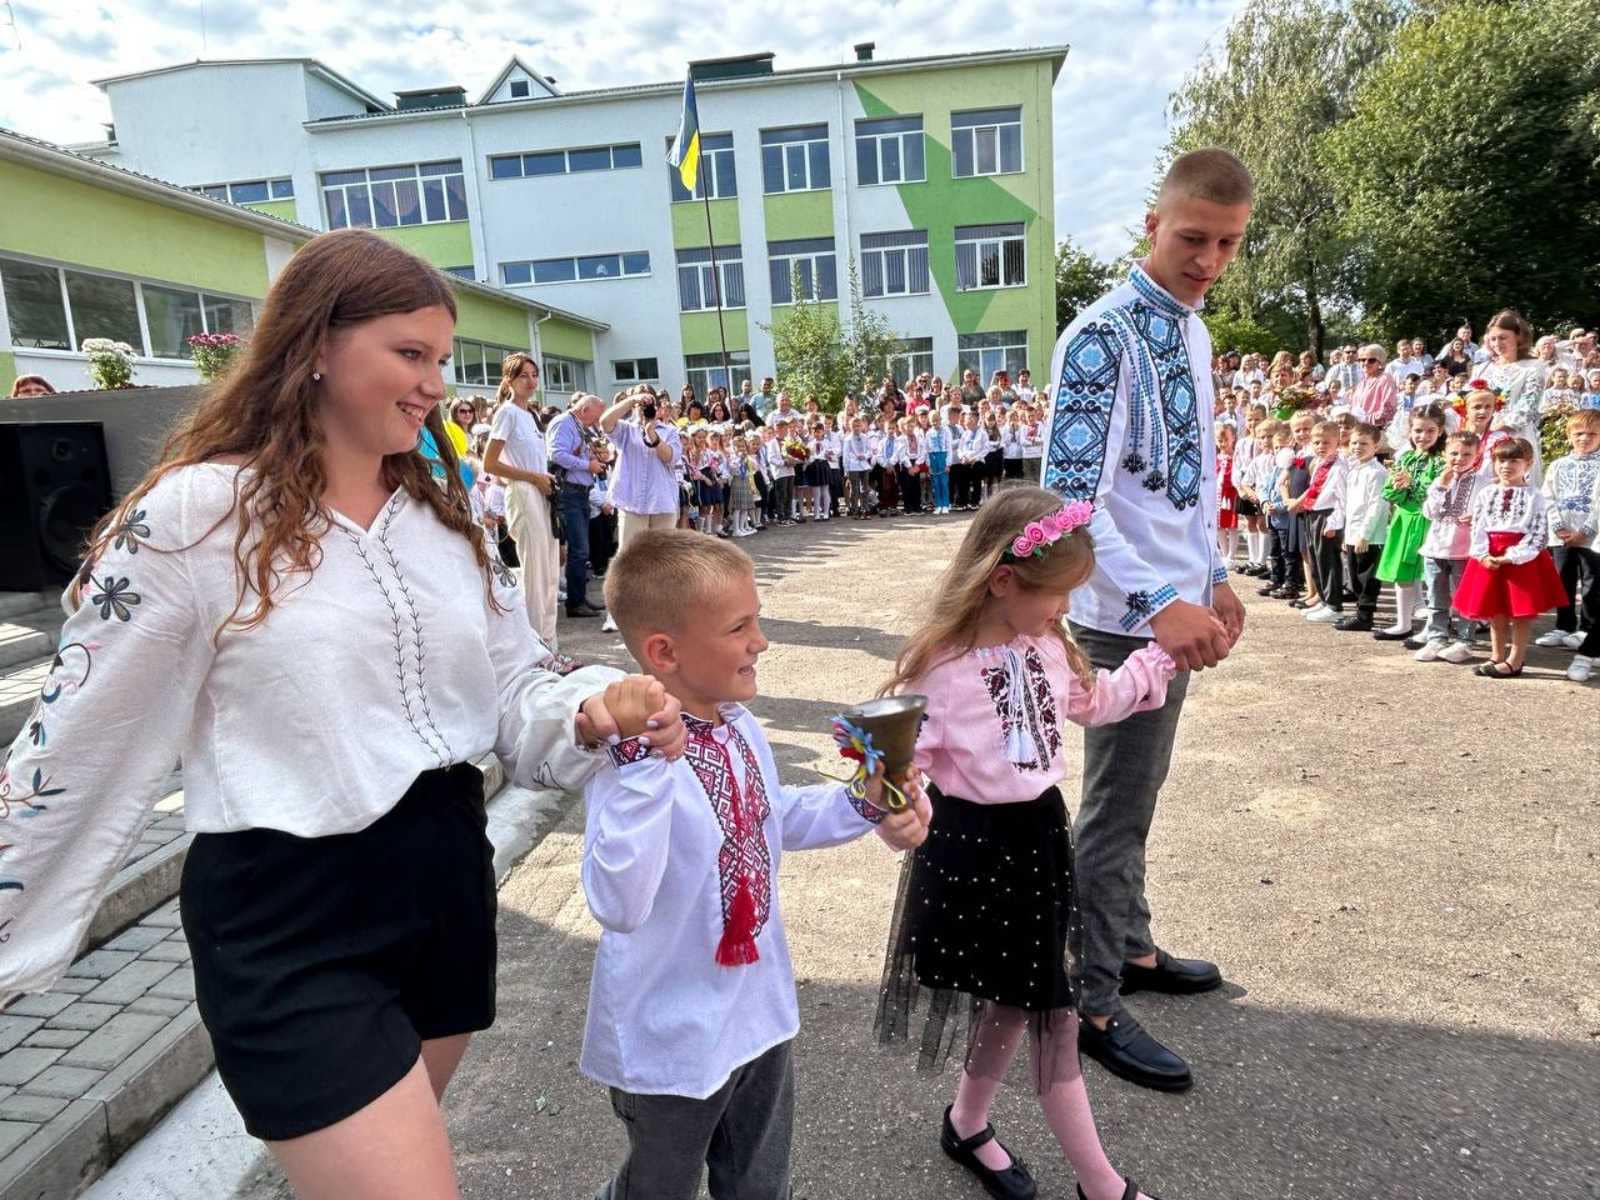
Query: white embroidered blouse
0 464 620 996
1467 483 1550 564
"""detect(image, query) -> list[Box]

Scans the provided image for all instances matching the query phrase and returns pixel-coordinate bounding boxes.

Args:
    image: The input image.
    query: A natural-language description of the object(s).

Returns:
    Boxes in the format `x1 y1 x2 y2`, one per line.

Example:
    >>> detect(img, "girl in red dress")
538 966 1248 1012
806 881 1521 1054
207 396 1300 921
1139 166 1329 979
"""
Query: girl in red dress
1452 437 1568 677
1215 421 1240 565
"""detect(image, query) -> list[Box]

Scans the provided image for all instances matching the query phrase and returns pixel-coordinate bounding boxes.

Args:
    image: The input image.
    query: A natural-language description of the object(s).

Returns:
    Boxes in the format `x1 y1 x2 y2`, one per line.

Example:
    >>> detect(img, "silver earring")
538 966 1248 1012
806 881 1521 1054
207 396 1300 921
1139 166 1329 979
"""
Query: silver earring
312 371 322 382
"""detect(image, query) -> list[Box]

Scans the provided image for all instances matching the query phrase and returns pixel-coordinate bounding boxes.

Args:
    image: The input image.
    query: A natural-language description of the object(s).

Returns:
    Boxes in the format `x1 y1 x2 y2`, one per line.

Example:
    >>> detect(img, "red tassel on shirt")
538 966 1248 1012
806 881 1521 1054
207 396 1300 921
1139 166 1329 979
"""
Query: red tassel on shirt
716 873 761 965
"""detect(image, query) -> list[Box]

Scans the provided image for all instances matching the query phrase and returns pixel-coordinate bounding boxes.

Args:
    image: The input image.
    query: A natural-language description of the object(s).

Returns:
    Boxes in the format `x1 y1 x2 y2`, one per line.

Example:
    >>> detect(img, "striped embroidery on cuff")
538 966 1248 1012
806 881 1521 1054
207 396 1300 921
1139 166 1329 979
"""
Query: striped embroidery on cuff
1119 584 1180 631
607 737 653 768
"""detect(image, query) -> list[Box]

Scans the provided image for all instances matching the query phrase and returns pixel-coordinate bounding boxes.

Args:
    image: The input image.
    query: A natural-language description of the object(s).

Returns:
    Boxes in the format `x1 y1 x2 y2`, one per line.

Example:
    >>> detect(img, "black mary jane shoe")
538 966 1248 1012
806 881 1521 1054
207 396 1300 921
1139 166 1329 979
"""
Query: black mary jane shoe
1475 660 1522 678
1078 1178 1160 1200
1120 948 1222 996
941 1106 1037 1200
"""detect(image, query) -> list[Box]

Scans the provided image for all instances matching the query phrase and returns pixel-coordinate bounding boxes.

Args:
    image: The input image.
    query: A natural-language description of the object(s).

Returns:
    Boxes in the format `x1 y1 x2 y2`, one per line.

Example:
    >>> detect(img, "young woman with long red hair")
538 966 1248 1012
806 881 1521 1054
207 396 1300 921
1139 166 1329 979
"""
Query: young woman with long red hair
0 229 683 1199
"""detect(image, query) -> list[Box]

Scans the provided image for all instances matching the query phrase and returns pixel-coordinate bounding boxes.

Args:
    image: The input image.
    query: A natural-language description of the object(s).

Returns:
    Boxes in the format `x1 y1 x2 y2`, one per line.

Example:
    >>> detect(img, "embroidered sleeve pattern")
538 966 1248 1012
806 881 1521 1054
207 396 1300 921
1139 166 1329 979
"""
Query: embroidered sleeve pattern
1044 321 1122 502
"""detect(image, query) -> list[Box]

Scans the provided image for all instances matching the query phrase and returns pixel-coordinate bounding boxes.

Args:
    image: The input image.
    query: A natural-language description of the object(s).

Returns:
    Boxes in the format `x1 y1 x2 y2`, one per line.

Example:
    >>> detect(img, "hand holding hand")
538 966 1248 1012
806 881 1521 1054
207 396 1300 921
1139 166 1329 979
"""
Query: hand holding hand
577 677 687 761
1150 598 1232 671
870 765 931 851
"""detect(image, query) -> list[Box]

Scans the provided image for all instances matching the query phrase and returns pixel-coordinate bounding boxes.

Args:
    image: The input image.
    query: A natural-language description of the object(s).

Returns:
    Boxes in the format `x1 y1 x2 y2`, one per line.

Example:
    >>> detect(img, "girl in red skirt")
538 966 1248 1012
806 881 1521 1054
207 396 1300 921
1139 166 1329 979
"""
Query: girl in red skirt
1453 437 1568 677
1215 420 1240 565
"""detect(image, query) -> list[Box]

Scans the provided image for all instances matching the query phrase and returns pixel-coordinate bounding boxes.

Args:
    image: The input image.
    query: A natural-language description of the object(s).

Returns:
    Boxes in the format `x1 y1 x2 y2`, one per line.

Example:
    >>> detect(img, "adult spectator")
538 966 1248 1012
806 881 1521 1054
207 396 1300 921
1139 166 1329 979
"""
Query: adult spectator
1042 147 1251 1094
1326 345 1361 396
1384 339 1414 383
1441 323 1480 362
1478 308 1548 480
443 397 477 460
753 375 778 419
1409 338 1433 372
959 368 984 406
1349 344 1400 428
601 387 683 543
1299 349 1324 382
7 374 55 398
484 353 561 648
546 394 607 618
1435 337 1473 379
1557 329 1594 371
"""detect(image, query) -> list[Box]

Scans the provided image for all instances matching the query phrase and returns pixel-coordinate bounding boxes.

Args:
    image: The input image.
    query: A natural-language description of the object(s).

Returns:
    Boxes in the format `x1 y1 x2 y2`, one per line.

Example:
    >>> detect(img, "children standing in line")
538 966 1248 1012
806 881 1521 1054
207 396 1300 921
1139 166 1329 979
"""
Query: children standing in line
1374 404 1448 641
1415 431 1484 662
1453 438 1569 677
585 532 929 1200
1022 408 1045 484
875 489 1175 1200
1290 419 1347 623
1332 423 1391 632
1539 409 1600 680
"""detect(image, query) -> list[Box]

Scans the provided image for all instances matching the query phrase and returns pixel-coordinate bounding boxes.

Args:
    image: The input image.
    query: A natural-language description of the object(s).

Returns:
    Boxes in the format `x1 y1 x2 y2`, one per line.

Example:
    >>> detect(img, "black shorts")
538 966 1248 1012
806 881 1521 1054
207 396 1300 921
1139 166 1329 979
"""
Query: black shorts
181 763 496 1141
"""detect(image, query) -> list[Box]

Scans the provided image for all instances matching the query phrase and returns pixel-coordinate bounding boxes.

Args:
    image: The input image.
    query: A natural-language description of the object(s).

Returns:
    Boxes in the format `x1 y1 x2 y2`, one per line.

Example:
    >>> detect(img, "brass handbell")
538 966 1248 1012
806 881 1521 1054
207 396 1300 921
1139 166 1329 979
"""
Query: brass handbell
836 694 927 812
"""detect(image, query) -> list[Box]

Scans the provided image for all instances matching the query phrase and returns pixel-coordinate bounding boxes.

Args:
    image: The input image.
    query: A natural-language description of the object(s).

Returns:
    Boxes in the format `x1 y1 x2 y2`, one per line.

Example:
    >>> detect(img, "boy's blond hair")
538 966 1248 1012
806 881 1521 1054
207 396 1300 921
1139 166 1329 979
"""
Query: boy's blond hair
603 531 754 659
1566 409 1600 433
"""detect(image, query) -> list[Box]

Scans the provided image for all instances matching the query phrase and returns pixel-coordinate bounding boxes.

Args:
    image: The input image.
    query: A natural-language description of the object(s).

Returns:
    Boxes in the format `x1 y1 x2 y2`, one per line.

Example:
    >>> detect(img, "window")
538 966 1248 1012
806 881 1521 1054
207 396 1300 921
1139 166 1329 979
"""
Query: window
855 115 925 185
955 223 1026 291
886 337 935 384
488 142 643 180
760 125 829 194
952 107 1023 178
501 252 649 286
543 355 590 394
685 351 751 399
667 132 737 202
0 255 254 359
676 245 746 312
957 331 1029 385
510 79 530 98
443 266 476 280
860 230 930 298
612 358 660 384
767 238 837 305
451 337 526 387
321 161 465 229
194 177 294 204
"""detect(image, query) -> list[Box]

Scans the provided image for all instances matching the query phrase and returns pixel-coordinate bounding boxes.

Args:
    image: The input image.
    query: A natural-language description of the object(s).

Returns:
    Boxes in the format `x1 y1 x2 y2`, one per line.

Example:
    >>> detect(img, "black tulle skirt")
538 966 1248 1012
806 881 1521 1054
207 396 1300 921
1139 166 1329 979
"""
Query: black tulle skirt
875 785 1082 1077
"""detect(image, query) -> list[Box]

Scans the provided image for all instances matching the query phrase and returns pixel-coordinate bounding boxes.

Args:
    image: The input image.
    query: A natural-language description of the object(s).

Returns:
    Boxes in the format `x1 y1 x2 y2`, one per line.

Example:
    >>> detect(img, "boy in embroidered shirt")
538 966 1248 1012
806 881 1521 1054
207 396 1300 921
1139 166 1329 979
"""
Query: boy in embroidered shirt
1538 409 1600 680
583 532 929 1200
1333 424 1391 632
1288 419 1347 622
1416 431 1485 662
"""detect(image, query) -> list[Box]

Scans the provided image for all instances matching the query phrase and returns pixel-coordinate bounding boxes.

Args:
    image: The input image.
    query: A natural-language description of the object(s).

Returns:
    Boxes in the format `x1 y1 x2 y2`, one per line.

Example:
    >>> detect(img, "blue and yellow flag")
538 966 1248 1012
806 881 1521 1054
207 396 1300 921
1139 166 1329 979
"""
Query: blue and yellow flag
666 72 701 194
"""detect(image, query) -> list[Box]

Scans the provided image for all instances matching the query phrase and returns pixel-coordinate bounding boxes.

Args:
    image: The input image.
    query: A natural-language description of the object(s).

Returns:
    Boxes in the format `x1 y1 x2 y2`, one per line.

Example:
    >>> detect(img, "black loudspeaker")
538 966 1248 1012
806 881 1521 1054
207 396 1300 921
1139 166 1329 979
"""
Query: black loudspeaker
0 422 115 591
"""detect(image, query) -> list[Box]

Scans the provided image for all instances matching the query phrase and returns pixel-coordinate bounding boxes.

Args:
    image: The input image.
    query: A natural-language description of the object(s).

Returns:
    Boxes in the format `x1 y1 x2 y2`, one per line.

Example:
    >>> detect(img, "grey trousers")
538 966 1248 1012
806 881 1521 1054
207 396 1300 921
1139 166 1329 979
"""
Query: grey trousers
1421 556 1481 643
1069 623 1193 1015
597 1039 794 1200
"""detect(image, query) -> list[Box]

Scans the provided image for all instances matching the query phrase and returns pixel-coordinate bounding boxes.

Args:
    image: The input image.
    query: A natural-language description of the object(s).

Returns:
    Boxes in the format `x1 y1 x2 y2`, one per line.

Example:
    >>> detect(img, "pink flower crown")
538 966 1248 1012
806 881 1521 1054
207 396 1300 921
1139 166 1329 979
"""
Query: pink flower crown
1002 500 1094 562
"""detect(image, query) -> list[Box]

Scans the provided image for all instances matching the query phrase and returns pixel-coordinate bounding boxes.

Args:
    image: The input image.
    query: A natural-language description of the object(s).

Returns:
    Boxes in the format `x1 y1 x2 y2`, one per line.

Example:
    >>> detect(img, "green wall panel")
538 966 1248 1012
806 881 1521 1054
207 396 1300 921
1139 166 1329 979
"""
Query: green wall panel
0 351 15 394
241 199 299 222
0 161 269 296
680 311 750 355
540 315 594 361
379 221 474 269
761 190 833 241
671 198 740 248
452 288 529 347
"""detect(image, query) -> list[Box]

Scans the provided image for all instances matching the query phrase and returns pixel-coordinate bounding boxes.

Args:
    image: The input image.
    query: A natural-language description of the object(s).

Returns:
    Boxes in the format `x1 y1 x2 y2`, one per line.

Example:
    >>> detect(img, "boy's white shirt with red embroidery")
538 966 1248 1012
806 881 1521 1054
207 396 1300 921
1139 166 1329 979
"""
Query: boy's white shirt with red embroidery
579 703 881 1098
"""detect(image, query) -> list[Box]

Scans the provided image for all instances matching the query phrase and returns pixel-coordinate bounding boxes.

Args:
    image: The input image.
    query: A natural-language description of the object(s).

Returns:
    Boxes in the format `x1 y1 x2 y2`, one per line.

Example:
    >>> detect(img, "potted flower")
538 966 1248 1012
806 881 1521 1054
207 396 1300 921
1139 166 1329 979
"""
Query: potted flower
81 338 137 390
187 331 246 382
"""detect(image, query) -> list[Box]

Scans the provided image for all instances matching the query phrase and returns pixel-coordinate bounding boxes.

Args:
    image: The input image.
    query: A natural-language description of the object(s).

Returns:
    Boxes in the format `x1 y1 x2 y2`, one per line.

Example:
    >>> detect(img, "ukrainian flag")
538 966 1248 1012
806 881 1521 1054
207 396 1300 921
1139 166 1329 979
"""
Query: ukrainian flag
667 72 701 194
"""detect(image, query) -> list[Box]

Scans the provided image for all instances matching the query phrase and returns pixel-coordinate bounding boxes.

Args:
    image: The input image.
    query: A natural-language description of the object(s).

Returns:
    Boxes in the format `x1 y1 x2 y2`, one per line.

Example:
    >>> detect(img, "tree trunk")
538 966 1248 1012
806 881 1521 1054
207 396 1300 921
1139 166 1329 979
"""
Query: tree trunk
1304 260 1325 360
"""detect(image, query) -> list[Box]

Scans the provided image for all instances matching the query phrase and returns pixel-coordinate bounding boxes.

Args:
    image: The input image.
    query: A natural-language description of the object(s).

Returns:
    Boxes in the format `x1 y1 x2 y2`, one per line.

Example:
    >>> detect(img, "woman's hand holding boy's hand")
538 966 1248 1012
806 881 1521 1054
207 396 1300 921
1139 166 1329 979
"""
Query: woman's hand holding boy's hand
577 676 688 760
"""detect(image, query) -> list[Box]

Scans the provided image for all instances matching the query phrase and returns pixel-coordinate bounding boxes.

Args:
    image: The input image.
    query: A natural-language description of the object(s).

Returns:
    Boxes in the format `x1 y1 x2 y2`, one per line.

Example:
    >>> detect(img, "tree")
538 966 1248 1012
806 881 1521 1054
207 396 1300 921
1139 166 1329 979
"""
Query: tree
1201 308 1279 357
1325 0 1600 338
760 259 899 411
1054 237 1116 331
1165 0 1406 358
842 259 900 396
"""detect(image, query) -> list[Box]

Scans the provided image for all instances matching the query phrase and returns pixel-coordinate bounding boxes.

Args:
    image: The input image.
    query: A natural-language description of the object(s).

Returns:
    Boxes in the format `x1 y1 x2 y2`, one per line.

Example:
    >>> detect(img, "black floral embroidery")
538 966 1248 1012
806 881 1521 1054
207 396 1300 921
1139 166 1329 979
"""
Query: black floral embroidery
1121 451 1146 473
490 555 516 589
1126 590 1153 617
1142 469 1165 492
89 576 140 622
112 509 151 554
979 647 1062 773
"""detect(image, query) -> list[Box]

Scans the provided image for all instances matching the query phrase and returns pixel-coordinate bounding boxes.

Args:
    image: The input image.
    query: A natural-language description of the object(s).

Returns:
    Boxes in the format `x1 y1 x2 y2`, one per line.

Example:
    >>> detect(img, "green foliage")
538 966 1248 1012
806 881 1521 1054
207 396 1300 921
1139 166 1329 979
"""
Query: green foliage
761 259 898 412
1325 0 1600 338
1055 237 1117 331
1201 308 1279 357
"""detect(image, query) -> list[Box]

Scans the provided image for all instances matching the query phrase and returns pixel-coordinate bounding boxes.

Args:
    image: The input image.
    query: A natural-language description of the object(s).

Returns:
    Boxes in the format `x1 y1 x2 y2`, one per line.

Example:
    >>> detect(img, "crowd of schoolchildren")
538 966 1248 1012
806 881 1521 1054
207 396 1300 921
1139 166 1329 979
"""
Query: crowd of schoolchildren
1215 310 1600 683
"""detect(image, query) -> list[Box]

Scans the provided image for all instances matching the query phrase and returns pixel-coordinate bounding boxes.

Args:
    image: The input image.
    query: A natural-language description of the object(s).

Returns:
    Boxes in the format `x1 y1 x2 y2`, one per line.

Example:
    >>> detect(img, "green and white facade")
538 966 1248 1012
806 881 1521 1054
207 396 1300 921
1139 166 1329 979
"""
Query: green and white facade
0 131 605 398
58 45 1066 399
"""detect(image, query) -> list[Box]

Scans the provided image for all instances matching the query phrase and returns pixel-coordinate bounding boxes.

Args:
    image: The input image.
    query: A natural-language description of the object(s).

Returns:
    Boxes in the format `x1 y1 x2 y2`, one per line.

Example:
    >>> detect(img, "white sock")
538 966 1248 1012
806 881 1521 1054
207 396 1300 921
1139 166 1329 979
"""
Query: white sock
1223 528 1239 561
1384 582 1417 634
1250 531 1265 564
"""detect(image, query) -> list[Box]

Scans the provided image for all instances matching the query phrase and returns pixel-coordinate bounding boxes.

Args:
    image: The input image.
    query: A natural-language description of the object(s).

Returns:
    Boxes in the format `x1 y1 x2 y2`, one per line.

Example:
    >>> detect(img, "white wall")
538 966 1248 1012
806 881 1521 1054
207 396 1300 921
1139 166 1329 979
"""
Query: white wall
12 349 201 393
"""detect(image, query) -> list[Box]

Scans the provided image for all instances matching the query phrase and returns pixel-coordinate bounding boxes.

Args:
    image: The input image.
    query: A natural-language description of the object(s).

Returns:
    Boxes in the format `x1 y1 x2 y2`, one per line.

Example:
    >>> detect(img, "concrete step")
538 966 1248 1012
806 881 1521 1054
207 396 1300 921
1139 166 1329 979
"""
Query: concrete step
0 655 53 746
0 755 523 1200
0 625 53 674
0 593 55 623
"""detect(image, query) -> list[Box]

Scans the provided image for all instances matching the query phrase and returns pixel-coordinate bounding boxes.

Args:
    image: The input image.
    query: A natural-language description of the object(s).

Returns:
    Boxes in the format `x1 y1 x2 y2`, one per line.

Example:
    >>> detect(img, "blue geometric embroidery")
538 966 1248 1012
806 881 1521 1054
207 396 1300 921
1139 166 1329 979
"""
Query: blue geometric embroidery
1045 321 1121 501
1119 583 1179 632
1127 302 1202 511
1211 565 1230 585
1129 265 1192 320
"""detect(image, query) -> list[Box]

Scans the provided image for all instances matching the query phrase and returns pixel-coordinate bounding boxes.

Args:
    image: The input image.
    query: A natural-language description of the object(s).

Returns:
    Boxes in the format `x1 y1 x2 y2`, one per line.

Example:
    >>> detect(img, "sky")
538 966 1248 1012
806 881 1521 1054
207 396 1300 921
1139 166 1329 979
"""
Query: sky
0 0 1247 261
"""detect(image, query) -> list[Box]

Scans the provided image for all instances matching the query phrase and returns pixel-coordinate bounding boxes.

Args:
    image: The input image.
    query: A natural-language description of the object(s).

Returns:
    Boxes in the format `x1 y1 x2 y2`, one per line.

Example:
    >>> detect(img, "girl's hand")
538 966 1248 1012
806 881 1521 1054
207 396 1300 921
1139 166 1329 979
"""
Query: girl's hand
1392 469 1412 488
1479 555 1499 569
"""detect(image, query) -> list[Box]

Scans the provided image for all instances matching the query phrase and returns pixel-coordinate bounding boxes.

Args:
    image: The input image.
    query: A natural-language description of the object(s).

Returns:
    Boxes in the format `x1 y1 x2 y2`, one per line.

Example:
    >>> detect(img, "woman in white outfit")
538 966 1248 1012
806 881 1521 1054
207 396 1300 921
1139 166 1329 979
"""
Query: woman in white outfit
484 353 561 647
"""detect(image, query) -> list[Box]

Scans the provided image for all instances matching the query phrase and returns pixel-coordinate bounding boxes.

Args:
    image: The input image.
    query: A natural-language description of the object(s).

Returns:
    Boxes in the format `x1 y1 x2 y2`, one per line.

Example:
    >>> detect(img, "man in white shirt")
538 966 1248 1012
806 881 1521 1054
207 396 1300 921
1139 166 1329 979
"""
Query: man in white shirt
1042 148 1250 1094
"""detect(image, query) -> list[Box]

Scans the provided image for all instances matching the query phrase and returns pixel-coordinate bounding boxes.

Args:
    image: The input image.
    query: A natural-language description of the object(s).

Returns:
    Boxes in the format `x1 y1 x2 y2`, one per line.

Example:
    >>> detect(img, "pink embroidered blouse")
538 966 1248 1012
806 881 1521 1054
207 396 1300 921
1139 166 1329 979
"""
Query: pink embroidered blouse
910 635 1176 805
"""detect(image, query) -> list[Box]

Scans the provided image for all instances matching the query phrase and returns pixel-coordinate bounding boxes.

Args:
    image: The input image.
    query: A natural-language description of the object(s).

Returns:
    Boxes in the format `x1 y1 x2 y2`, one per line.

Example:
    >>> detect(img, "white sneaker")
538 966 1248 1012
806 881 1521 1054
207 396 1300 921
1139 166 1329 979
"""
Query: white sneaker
1413 639 1445 662
601 614 618 633
1568 655 1595 682
1563 631 1586 650
1306 606 1340 623
1301 604 1327 620
1438 640 1475 664
1534 629 1570 648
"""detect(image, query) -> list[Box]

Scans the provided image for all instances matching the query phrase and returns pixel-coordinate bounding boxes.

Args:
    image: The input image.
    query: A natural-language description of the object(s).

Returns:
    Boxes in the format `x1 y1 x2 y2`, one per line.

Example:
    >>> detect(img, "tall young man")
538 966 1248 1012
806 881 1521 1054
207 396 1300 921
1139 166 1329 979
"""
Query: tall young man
1042 148 1252 1092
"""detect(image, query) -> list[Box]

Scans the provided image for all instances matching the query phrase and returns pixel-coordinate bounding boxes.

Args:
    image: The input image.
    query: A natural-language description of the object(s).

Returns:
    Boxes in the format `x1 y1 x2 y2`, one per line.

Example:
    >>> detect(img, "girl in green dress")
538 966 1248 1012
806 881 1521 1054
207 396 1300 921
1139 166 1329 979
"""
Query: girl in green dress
1374 403 1448 640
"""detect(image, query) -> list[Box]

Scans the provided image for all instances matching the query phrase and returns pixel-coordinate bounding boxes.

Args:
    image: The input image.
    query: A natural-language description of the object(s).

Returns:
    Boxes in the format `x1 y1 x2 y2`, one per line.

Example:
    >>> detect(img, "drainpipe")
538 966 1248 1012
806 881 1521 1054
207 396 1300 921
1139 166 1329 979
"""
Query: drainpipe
460 108 490 281
531 309 554 399
835 70 853 340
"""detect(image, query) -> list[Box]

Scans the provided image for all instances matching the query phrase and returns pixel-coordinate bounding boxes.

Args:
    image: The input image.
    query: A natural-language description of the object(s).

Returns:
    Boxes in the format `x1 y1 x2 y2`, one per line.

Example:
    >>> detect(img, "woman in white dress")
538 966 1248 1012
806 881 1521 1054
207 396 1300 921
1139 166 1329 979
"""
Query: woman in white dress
1477 308 1549 483
484 352 561 649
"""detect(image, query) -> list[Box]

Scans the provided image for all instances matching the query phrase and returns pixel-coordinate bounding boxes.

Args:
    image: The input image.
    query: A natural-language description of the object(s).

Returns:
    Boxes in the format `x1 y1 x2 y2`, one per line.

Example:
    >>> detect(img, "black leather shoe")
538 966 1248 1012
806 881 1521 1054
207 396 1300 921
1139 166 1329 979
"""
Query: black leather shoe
1120 949 1222 996
1333 615 1373 632
1255 583 1279 596
940 1106 1037 1200
1079 1011 1193 1092
1078 1178 1160 1200
565 602 604 618
1371 628 1411 641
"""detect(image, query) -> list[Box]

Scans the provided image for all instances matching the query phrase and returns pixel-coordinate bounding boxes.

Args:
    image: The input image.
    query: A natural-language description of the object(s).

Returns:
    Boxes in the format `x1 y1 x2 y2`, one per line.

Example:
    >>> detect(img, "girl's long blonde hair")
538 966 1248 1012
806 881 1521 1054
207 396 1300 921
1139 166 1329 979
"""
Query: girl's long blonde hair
880 487 1094 696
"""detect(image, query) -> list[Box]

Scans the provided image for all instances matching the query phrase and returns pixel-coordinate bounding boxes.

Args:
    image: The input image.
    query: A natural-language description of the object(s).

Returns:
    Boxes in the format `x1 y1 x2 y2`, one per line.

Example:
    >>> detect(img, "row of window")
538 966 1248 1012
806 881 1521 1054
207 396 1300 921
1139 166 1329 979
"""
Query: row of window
488 142 643 180
611 331 1028 400
500 251 651 286
1 255 253 360
448 337 593 395
322 160 468 230
194 177 294 204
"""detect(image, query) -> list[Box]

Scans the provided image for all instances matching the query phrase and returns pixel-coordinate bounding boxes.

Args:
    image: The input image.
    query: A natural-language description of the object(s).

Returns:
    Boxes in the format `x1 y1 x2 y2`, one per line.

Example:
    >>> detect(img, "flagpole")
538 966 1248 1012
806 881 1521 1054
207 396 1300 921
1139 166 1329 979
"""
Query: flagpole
700 186 733 395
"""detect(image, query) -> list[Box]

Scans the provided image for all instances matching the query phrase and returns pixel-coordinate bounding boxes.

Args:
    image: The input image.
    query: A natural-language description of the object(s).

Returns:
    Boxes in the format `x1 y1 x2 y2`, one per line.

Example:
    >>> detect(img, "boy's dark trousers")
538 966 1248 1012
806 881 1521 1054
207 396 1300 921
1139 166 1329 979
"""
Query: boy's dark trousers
596 1039 794 1200
1553 544 1600 638
1268 518 1299 593
1344 542 1383 619
1302 509 1344 610
589 510 618 577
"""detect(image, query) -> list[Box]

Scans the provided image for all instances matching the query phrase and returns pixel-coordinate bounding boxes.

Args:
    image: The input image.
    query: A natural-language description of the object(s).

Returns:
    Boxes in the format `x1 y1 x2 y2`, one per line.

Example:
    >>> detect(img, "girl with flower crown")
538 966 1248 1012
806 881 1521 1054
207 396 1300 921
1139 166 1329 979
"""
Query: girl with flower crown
875 487 1176 1200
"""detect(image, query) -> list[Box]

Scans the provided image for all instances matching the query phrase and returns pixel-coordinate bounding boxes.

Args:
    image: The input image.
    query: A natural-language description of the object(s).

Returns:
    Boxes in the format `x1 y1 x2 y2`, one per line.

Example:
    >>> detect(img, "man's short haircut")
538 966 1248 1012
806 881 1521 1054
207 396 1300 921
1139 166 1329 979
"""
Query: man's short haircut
1159 148 1254 208
603 530 755 656
1566 409 1600 432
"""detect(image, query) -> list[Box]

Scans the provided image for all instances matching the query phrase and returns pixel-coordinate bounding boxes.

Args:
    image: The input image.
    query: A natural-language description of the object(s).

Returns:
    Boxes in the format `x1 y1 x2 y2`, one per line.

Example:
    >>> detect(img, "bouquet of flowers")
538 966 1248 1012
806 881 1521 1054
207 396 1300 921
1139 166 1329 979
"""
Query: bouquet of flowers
187 331 246 382
81 338 137 390
1271 385 1320 421
783 437 810 465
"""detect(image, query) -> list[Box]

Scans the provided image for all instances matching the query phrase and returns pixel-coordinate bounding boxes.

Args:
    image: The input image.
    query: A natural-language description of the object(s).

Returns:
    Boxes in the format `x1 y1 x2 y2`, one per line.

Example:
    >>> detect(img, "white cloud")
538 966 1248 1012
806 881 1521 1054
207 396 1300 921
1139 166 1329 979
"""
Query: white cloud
0 0 1245 261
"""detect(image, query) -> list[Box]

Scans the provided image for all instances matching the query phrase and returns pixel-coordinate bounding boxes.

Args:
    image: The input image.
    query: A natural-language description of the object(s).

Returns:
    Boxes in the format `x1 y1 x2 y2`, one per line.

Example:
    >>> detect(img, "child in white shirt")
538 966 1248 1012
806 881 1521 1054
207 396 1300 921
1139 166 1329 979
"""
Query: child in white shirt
1333 423 1391 631
1416 431 1484 661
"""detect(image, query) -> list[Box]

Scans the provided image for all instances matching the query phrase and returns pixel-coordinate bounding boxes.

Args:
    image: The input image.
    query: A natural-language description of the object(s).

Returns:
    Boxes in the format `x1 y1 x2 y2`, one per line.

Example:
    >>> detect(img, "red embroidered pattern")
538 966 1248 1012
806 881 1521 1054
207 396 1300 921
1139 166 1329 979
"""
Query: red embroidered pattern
683 718 773 946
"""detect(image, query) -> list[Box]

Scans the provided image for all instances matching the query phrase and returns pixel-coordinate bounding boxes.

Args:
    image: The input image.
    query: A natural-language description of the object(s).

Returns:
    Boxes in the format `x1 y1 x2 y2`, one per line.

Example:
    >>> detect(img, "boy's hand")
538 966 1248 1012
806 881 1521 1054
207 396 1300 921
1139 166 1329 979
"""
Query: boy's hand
870 765 931 851
1556 528 1575 544
577 676 688 760
1323 528 1339 539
